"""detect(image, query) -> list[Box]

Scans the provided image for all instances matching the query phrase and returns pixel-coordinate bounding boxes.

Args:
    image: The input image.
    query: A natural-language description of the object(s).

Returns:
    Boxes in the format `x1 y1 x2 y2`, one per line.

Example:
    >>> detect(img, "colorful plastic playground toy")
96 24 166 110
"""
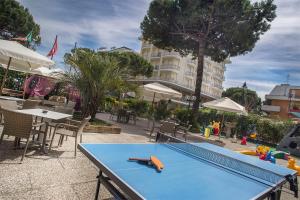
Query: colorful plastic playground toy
237 145 278 164
241 136 247 145
212 121 220 136
248 124 257 140
287 158 300 175
256 145 270 155
204 128 210 138
272 151 290 160
236 149 257 156
249 133 257 139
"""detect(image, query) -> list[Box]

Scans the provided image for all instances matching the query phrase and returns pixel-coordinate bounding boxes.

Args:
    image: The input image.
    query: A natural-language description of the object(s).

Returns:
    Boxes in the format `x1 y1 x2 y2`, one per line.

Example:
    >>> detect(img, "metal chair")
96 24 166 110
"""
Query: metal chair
49 116 90 156
154 121 178 137
0 108 45 162
47 106 74 138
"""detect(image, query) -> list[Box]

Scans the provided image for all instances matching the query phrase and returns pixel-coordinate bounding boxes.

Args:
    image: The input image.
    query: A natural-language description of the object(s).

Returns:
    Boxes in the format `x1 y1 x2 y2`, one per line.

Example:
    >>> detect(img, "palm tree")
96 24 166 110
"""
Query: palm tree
64 48 153 121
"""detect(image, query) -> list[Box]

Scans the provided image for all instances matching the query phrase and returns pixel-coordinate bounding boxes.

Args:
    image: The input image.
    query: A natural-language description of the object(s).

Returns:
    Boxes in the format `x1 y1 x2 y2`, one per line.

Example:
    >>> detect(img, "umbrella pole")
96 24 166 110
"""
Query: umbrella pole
0 57 12 95
219 114 225 140
149 92 156 135
22 73 29 99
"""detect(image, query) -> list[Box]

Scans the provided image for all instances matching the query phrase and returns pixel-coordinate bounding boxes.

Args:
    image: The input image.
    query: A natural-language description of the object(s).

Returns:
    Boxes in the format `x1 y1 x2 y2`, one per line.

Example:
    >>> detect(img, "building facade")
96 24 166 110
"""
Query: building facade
262 84 300 119
137 41 227 101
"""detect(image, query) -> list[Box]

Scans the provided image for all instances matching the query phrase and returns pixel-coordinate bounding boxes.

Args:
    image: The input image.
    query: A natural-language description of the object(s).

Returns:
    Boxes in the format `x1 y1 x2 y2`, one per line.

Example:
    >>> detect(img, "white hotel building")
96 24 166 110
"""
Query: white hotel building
136 41 228 101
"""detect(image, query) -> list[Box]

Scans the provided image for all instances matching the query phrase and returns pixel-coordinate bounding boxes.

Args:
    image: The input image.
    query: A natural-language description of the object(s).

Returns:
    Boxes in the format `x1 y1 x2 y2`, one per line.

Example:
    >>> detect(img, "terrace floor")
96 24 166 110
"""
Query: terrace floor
0 113 299 200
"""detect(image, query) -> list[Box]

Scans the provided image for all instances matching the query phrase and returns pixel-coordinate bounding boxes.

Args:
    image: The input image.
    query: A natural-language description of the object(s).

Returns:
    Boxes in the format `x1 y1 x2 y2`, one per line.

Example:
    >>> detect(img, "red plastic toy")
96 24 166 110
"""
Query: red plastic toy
241 136 247 145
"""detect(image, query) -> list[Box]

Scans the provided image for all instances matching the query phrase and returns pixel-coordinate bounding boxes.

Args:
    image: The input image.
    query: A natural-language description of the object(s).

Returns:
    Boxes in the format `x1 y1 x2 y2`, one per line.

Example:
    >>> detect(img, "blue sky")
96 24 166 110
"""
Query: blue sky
18 0 300 98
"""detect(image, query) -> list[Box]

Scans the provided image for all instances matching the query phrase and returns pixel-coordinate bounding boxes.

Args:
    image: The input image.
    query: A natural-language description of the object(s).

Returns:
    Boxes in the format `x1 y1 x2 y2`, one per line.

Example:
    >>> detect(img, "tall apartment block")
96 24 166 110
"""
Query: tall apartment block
137 40 228 101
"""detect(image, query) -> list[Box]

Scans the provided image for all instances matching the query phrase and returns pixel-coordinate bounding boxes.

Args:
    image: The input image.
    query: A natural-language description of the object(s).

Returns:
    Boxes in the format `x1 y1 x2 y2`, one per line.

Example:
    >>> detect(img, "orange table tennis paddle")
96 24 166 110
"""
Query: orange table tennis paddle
150 156 164 171
128 156 164 171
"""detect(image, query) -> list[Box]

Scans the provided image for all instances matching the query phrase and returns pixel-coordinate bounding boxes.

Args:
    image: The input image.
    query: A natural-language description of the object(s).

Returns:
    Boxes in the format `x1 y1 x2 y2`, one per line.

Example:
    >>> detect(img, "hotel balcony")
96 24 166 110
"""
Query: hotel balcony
162 51 180 58
187 59 197 66
185 71 195 77
142 44 151 49
160 64 180 71
150 52 161 59
261 105 281 112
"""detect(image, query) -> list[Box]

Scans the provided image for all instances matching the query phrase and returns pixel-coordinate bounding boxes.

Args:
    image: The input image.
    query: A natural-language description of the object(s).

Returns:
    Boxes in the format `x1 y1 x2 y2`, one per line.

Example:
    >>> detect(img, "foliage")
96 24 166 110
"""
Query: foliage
0 67 26 90
141 0 277 115
89 118 112 126
109 51 153 77
0 0 41 47
174 107 293 145
154 100 171 120
222 87 261 112
123 99 150 116
64 48 153 120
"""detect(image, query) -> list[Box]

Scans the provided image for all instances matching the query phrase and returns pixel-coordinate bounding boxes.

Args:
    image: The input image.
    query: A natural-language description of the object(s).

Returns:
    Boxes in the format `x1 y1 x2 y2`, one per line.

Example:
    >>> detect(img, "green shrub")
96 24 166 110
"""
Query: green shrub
173 107 294 145
154 100 171 120
124 99 150 116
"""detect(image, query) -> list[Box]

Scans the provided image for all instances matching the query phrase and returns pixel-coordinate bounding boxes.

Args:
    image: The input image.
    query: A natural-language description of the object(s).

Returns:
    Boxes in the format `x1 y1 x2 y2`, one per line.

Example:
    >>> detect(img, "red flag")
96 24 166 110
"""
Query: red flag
47 35 58 59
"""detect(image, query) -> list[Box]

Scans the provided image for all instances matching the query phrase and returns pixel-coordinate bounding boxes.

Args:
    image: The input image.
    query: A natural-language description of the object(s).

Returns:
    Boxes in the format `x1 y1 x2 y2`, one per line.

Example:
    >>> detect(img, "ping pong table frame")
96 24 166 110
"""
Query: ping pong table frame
78 132 298 200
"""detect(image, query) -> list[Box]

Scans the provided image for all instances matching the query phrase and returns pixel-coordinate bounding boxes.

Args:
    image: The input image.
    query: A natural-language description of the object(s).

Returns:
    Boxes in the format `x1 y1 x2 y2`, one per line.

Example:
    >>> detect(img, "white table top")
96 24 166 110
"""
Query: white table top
16 108 72 120
0 95 25 102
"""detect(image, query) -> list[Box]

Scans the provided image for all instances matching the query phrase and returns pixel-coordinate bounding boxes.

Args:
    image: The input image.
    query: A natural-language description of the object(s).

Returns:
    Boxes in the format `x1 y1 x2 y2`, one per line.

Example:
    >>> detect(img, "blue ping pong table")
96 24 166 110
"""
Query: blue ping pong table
78 133 298 200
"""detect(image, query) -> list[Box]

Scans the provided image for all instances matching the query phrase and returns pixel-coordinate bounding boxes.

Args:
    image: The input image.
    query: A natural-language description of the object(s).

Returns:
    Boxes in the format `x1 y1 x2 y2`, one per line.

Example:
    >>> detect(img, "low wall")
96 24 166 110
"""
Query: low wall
83 124 121 134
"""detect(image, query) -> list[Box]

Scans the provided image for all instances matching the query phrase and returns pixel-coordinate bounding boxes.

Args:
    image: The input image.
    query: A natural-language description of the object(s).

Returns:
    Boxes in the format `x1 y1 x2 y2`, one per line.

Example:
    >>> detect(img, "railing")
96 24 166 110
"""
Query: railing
187 59 197 65
160 64 180 70
142 44 151 48
261 105 281 112
185 71 195 77
163 52 180 57
183 84 194 89
151 52 161 57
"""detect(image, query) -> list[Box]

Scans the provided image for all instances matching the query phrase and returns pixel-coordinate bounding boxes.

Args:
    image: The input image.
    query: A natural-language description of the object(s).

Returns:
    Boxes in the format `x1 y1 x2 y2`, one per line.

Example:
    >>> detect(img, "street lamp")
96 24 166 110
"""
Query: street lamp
184 95 196 110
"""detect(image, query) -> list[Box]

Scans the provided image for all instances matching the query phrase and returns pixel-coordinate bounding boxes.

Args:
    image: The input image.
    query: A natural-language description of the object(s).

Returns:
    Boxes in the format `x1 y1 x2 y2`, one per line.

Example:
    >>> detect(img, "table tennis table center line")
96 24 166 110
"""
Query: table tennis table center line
163 143 285 187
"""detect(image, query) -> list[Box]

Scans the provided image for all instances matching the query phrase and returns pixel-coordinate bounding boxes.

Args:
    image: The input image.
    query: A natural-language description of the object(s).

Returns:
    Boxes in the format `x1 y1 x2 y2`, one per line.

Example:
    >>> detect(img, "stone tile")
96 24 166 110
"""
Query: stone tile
57 150 84 158
0 152 63 173
0 189 43 200
0 170 31 195
40 185 79 200
29 168 67 188
58 156 93 170
62 167 98 185
72 181 112 200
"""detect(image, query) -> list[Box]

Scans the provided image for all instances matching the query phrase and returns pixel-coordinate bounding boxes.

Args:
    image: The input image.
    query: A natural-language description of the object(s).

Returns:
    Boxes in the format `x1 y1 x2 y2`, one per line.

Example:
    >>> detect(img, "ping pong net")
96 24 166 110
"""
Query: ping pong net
156 132 298 198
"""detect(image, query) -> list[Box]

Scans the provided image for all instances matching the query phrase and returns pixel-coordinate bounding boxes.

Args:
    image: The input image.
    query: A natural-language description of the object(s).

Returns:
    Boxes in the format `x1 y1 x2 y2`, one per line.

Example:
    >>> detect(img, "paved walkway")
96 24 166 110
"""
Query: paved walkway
0 113 298 199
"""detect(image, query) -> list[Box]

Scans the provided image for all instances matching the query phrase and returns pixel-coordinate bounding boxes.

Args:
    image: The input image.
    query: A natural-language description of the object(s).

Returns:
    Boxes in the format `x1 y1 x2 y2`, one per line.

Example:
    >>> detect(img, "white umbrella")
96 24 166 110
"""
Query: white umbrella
0 39 54 93
140 82 182 102
140 83 182 133
202 97 247 139
202 97 247 115
31 67 64 79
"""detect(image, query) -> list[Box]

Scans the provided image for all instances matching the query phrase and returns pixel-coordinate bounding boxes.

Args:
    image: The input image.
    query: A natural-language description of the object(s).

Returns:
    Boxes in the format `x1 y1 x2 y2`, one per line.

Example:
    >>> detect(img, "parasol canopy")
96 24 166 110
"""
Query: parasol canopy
140 82 182 102
202 97 248 115
0 39 54 93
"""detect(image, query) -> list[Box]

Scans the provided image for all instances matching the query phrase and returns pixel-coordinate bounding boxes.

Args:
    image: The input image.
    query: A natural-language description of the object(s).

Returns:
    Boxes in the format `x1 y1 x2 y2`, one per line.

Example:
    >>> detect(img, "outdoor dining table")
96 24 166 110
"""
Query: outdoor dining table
15 108 72 153
0 95 25 102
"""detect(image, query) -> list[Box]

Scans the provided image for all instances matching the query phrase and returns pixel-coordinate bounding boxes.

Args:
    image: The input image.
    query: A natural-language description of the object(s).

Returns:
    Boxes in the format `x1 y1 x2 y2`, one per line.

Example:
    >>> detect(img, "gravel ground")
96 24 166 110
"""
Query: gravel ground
0 113 298 200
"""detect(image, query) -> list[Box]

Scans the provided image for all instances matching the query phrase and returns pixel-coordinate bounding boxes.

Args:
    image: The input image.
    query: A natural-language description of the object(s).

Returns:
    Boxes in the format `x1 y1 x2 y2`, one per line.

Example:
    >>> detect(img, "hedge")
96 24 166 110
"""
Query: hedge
174 108 294 145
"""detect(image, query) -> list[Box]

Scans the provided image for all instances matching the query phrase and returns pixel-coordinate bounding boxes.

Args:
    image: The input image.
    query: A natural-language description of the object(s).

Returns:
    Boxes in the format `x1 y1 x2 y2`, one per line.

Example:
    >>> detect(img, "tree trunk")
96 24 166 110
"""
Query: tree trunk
192 42 205 118
89 97 99 121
